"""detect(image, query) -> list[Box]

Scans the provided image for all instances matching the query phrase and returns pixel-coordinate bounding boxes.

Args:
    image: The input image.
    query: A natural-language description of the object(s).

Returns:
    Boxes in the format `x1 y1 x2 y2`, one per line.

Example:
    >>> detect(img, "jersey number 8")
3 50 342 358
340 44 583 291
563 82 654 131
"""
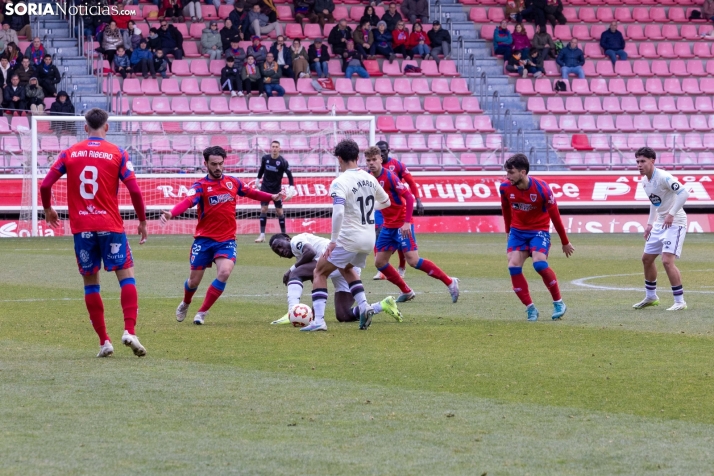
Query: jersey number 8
79 166 99 200
356 196 375 225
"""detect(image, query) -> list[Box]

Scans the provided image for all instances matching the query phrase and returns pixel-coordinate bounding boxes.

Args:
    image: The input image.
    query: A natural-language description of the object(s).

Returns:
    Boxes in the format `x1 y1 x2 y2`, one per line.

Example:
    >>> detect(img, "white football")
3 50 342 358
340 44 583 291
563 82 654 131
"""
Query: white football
289 303 314 328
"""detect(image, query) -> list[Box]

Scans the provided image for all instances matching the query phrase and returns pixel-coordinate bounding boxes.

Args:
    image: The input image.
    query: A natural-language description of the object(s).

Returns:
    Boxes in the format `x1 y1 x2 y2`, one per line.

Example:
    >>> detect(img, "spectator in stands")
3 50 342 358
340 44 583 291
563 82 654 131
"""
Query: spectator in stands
544 0 566 29
360 6 380 29
248 0 279 25
353 20 374 57
382 3 402 31
111 8 132 31
701 0 714 22
241 54 265 95
49 91 75 133
2 74 25 113
221 19 240 52
407 21 430 59
525 48 544 77
152 48 169 77
13 57 34 86
308 37 329 78
290 39 310 79
37 54 61 97
247 35 268 66
505 49 527 77
25 76 44 114
531 23 555 63
23 37 45 66
101 21 123 63
294 0 317 24
371 21 395 62
270 35 293 79
401 0 427 25
3 41 21 68
599 21 627 65
158 19 184 59
123 21 143 55
428 20 451 62
249 4 283 39
6 1 30 38
228 2 251 40
0 23 19 49
556 38 585 79
207 0 231 11
262 52 285 97
505 0 524 23
392 20 410 59
183 0 203 22
221 56 242 96
511 23 530 58
314 0 336 28
201 21 223 60
131 39 156 78
148 28 162 52
0 57 11 88
79 6 96 40
113 46 133 79
328 19 353 57
343 39 369 78
519 0 546 29
225 36 247 71
160 0 183 22
493 20 513 59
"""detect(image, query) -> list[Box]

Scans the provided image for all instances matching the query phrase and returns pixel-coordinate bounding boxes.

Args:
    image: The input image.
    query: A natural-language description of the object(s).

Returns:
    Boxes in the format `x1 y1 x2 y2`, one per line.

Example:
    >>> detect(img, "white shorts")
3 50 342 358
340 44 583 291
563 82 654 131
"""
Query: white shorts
327 246 368 270
329 267 362 293
644 224 686 258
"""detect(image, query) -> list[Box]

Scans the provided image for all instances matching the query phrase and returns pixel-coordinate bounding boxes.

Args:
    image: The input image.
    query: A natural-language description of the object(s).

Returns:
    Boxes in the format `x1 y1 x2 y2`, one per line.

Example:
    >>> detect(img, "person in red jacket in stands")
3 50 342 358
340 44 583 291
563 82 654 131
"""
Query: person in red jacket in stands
406 21 430 59
391 20 410 59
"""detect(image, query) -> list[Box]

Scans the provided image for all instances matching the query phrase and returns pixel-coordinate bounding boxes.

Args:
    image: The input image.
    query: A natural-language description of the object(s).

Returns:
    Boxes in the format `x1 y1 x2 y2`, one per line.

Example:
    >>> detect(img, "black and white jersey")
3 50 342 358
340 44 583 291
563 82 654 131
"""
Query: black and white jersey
257 154 294 193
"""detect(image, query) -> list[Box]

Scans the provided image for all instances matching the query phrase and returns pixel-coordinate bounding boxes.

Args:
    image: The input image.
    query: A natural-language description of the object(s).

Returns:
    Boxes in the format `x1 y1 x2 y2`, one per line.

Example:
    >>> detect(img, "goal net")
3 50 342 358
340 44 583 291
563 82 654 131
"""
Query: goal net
18 114 376 237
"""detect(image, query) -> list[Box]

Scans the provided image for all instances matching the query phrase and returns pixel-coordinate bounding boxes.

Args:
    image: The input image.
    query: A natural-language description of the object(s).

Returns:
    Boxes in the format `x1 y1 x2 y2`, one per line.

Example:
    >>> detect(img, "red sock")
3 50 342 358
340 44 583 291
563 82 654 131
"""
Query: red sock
537 266 562 301
119 278 138 335
509 270 533 306
184 279 198 304
198 279 226 312
398 249 406 269
415 258 453 286
84 288 109 345
379 264 411 293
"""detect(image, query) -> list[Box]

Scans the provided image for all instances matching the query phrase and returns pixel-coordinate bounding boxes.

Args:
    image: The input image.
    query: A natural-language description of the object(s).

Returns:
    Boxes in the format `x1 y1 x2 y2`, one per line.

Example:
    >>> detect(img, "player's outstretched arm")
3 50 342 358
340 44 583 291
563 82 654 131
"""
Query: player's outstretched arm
40 167 63 228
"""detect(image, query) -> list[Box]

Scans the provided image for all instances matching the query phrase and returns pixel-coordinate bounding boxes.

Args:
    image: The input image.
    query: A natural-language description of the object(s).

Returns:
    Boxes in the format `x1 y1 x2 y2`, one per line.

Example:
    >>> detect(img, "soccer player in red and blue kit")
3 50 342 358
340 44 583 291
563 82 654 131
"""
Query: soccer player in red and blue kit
372 140 424 280
365 146 459 303
40 108 148 357
161 146 285 325
500 154 574 321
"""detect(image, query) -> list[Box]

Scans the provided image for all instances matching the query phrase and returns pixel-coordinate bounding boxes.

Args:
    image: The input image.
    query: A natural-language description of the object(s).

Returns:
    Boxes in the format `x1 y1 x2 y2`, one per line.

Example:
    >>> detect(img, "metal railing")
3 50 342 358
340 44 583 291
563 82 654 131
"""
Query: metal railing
503 109 513 148
478 71 487 107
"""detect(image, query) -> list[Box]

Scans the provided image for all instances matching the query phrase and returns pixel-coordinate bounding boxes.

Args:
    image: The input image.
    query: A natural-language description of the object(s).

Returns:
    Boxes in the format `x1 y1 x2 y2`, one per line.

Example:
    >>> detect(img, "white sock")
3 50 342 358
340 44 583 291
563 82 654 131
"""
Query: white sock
645 280 657 299
672 285 684 304
372 302 383 314
287 280 303 311
349 280 369 314
311 288 328 322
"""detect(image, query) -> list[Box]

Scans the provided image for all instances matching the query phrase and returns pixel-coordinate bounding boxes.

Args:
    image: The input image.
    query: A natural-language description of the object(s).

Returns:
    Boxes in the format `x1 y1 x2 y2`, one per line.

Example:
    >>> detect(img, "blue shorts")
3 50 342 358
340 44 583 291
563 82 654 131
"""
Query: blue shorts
374 210 384 227
190 237 237 270
73 231 134 276
375 225 418 253
507 228 551 256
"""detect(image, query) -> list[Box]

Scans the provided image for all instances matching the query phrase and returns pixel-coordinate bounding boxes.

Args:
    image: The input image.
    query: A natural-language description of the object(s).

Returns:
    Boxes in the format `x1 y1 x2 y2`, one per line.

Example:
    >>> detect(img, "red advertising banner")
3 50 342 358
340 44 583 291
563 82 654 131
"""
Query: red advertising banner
2 214 713 238
2 171 714 210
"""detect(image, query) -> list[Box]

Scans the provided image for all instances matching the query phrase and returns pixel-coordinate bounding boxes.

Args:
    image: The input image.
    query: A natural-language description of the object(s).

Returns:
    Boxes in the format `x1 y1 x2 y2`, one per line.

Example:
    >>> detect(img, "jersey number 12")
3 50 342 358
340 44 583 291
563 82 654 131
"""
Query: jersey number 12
356 196 375 225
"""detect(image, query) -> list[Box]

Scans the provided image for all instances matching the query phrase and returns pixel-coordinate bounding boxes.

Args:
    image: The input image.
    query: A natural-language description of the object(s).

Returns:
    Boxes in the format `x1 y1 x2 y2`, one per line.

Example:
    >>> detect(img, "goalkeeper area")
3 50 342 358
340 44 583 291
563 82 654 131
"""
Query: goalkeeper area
17 114 376 237
2 233 714 474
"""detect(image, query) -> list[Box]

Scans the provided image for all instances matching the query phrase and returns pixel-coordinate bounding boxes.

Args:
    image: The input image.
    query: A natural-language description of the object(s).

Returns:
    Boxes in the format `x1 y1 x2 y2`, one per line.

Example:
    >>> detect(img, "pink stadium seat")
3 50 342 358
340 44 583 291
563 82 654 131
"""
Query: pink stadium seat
564 152 584 169
598 7 615 21
676 96 696 113
584 43 605 59
552 134 571 150
578 7 596 22
480 25 496 41
644 25 664 40
685 132 705 149
355 78 375 95
695 96 714 112
699 152 714 167
596 115 616 132
189 97 210 114
377 116 396 132
639 43 657 59
408 135 428 152
583 61 597 77
152 96 172 114
435 116 457 133
653 116 673 132
473 116 495 132
440 61 459 77
366 97 385 114
375 78 396 94
590 78 609 95
346 97 369 114
682 78 701 94
297 78 318 94
443 97 463 113
171 96 191 114
578 115 597 132
566 97 585 113
396 116 417 133
267 96 288 113
171 59 191 76
614 61 634 76
657 43 676 59
141 78 160 95
635 115 654 132
641 96 660 113
390 78 412 95
249 96 268 113
201 5 218 20
285 24 304 39
629 134 647 151
624 42 640 59
279 78 297 95
189 22 204 39
381 61 401 76
614 7 632 21
209 60 224 76
229 97 249 114
485 134 502 149
661 78 681 94
465 135 486 151
590 25 607 40
672 116 692 132
455 116 475 132
572 25 591 40
650 60 671 76
528 97 547 113
487 7 505 21
411 78 431 95
451 78 471 95
516 79 535 95
431 78 451 94
687 60 706 76
596 61 615 77
662 25 682 41
626 78 646 94
554 25 572 41
122 78 141 95
615 115 635 132
415 115 436 132
585 96 605 113
363 60 383 77
307 97 328 114
620 96 640 113
534 78 554 95
180 77 200 95
303 23 322 39
402 97 422 113
420 60 440 76
427 135 444 152
200 78 220 95
210 97 230 114
571 79 590 94
547 97 566 113
693 43 711 58
540 115 559 132
424 97 444 114
590 134 610 150
631 6 650 22
651 7 668 22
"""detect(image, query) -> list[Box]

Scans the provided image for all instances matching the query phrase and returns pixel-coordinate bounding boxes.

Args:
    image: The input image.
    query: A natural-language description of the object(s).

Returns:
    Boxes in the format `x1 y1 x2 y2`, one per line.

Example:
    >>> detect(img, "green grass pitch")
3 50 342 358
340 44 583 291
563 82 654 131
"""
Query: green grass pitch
2 233 714 475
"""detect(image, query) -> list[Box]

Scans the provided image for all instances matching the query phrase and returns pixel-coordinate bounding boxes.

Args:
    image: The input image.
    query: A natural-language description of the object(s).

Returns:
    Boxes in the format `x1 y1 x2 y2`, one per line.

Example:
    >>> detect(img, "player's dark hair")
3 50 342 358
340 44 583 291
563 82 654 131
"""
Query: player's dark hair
635 147 656 161
376 140 389 150
364 146 381 158
334 139 360 163
85 108 109 131
269 233 291 248
271 140 280 146
203 146 227 162
504 153 530 174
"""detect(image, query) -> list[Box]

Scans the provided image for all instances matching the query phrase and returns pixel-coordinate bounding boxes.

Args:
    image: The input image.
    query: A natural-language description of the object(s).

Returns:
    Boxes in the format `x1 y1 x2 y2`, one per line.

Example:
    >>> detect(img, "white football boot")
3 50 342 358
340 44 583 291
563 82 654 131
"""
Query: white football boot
121 331 146 357
97 341 114 358
176 302 189 322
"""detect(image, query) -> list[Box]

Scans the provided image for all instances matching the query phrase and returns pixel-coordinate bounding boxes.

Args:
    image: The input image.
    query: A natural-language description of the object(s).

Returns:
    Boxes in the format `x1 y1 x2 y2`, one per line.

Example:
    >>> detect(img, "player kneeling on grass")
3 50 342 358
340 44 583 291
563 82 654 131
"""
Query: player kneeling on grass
269 233 403 325
500 154 574 321
40 108 148 358
161 146 286 325
365 146 459 303
633 147 690 311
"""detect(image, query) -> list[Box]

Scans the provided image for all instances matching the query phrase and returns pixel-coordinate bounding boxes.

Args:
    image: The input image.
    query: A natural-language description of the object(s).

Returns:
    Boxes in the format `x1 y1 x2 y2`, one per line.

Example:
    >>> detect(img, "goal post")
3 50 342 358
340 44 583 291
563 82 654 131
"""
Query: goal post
23 114 377 237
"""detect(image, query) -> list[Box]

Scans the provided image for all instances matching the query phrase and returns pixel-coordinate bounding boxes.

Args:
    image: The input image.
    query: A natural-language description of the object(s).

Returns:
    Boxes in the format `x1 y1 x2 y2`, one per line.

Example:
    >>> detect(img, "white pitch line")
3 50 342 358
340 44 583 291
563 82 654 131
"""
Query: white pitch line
571 269 714 294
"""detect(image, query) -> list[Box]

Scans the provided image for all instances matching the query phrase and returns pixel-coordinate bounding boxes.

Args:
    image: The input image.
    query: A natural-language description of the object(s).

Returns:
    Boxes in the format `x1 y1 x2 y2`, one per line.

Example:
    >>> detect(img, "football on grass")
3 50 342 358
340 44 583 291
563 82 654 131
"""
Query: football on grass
289 304 314 327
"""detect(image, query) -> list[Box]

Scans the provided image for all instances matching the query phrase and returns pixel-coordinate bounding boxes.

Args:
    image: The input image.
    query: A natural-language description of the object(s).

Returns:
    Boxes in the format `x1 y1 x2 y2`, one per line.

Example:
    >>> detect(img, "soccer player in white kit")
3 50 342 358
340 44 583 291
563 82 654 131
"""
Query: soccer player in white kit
301 139 391 332
633 147 690 311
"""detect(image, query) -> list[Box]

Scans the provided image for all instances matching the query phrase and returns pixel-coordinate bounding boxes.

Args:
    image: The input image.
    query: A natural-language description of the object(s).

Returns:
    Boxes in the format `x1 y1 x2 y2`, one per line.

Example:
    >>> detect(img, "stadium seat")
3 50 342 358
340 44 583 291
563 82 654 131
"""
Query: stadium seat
672 116 692 132
584 43 605 59
424 97 444 114
516 79 535 95
552 134 571 151
691 115 709 132
229 97 249 114
596 61 615 77
635 115 655 132
528 97 547 113
200 78 221 95
365 97 385 114
408 134 428 152
585 96 605 113
450 78 470 95
171 60 191 76
435 116 456 133
399 97 419 113
571 79 590 94
596 115 616 132
657 43 676 59
651 60 670 76
626 78 646 94
375 78 396 94
267 96 287 113
354 78 375 95
535 78 555 95
420 60 440 76
546 97 566 114
122 78 142 95
249 96 268 113
630 61 651 77
189 97 210 114
297 78 318 95
377 116 397 133
190 60 210 76
442 97 463 114
132 97 152 114
590 134 609 150
682 78 701 95
180 78 201 95
363 60 383 77
641 96 660 113
540 115 559 132
415 115 436 132
305 97 327 114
